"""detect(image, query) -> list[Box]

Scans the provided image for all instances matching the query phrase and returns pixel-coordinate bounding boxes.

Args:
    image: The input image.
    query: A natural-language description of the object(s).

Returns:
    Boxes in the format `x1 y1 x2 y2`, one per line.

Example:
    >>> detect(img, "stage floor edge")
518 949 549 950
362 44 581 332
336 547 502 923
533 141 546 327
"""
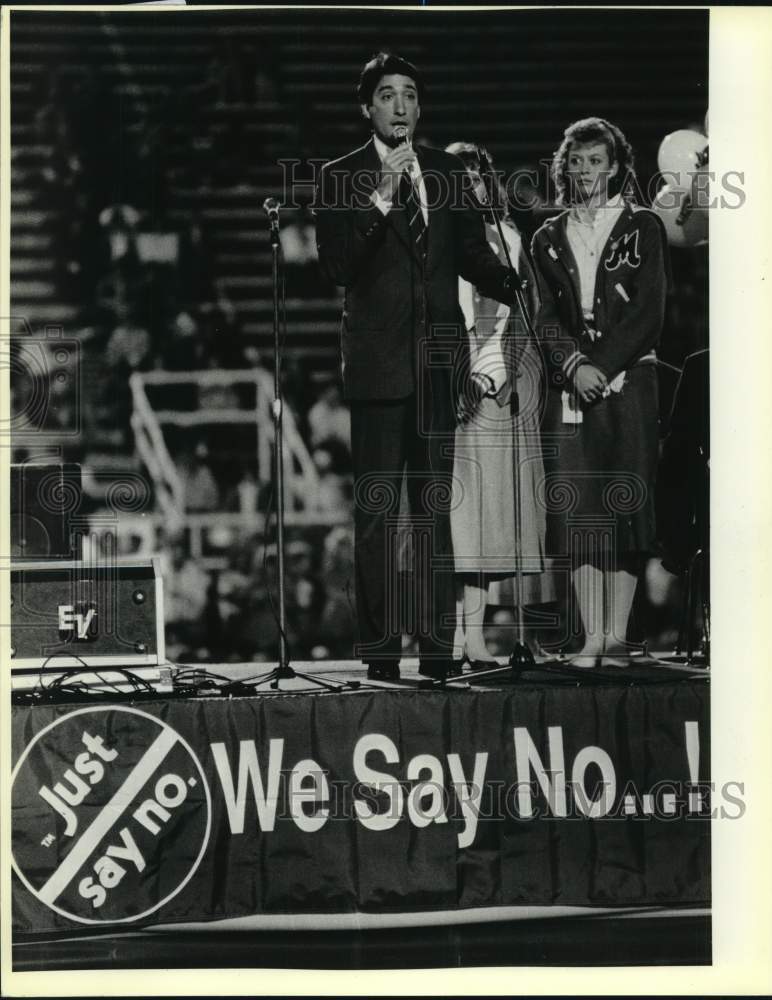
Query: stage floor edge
144 903 710 933
12 905 712 970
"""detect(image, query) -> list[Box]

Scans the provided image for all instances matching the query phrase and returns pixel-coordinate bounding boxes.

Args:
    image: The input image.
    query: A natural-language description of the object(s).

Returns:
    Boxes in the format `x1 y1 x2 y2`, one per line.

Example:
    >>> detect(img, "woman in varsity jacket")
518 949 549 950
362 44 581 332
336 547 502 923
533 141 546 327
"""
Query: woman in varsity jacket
531 117 669 667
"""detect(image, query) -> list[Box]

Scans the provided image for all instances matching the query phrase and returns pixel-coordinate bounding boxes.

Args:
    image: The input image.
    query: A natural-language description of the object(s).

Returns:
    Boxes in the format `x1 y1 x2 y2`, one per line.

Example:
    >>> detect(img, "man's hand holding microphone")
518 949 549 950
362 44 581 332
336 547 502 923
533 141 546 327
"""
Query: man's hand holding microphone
375 125 417 203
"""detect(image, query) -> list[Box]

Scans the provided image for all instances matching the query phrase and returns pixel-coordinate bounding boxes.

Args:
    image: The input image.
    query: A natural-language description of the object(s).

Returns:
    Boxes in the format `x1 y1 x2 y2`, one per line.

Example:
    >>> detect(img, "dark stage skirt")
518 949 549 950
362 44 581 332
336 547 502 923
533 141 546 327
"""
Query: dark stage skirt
541 364 659 559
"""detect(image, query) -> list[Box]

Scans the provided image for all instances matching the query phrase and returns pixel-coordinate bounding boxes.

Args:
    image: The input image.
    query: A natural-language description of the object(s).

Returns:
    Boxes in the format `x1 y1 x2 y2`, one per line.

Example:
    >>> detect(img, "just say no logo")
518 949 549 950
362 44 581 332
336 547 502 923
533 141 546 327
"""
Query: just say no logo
11 706 212 925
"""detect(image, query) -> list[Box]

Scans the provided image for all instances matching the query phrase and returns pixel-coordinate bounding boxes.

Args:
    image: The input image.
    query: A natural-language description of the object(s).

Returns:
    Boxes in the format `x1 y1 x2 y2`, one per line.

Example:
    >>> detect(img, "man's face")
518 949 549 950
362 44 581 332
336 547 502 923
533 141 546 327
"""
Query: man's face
362 73 421 146
566 141 618 202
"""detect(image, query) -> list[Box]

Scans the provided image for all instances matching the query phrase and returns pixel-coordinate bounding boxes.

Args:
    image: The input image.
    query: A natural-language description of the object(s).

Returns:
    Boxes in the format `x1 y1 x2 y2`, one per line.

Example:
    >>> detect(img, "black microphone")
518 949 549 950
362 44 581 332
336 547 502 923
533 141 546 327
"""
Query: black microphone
477 148 503 212
263 197 280 224
467 147 491 209
393 126 415 191
263 196 281 247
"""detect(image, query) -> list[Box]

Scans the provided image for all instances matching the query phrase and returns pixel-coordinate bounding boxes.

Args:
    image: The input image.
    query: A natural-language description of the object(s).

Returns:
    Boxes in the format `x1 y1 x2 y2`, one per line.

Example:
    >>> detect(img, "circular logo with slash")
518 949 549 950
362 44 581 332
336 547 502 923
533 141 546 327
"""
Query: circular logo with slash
12 706 211 925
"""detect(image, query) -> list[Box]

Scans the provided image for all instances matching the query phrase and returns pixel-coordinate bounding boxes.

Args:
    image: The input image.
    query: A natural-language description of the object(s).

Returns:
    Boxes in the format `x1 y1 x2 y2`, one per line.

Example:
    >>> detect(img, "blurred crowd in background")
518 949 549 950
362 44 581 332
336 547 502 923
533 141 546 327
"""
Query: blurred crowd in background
10 14 708 663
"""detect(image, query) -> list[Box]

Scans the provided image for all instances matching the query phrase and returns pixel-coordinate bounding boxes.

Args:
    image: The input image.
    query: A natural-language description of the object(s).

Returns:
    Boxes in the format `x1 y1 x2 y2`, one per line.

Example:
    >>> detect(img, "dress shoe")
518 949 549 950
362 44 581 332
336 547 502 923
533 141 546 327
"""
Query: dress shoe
600 654 630 668
568 653 602 669
459 650 500 672
418 658 463 681
366 661 400 682
601 644 633 667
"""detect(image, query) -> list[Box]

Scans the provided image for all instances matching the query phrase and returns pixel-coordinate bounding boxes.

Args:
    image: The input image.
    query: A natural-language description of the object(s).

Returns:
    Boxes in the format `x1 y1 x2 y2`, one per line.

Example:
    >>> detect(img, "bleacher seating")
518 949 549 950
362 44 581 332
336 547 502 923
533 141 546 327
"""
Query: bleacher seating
8 8 709 472
10 7 708 351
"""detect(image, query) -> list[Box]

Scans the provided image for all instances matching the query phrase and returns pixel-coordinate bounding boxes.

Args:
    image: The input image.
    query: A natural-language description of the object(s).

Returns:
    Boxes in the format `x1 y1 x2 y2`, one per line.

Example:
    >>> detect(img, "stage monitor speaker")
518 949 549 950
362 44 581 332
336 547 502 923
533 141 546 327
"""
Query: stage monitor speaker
10 463 82 559
10 557 165 670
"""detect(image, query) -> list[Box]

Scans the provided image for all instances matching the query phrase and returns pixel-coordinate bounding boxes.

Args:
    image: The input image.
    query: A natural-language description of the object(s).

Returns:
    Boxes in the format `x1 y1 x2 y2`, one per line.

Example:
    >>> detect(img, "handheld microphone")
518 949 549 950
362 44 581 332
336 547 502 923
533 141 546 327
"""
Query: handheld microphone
392 126 415 188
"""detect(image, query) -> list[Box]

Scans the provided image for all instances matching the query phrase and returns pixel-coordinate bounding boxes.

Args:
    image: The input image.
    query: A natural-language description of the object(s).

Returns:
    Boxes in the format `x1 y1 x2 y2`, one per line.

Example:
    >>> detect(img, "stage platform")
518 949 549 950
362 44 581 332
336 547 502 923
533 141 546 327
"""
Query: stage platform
10 652 707 701
164 651 709 692
11 653 710 969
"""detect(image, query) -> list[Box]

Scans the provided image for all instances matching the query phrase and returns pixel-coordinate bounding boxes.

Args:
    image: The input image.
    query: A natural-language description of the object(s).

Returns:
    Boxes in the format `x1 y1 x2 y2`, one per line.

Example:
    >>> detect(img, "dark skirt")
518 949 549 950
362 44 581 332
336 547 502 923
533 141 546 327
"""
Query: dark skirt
541 364 659 559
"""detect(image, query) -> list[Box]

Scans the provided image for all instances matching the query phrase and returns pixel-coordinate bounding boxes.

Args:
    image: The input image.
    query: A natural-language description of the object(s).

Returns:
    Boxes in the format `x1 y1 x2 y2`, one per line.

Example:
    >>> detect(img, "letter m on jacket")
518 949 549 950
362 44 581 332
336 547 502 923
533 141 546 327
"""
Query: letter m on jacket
605 229 641 271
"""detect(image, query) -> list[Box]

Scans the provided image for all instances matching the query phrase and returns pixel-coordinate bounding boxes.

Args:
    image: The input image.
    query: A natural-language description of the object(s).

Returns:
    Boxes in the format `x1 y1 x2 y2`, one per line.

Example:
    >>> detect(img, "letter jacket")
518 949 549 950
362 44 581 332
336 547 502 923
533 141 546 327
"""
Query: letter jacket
531 203 670 390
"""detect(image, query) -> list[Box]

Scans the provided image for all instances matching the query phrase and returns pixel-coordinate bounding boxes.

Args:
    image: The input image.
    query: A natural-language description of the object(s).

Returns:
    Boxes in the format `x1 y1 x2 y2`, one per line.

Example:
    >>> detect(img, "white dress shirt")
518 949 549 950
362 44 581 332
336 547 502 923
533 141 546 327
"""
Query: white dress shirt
566 193 624 317
371 134 429 225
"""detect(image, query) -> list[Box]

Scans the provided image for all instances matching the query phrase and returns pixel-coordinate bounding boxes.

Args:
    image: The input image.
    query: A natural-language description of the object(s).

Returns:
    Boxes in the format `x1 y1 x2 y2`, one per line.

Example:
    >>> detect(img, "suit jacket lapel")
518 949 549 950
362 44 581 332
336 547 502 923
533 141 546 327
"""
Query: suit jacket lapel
358 138 383 200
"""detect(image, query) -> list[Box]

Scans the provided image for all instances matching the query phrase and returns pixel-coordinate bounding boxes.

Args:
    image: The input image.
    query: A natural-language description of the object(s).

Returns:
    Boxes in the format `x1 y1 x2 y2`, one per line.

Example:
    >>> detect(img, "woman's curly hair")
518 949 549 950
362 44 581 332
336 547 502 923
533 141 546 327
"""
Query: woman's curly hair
551 117 637 206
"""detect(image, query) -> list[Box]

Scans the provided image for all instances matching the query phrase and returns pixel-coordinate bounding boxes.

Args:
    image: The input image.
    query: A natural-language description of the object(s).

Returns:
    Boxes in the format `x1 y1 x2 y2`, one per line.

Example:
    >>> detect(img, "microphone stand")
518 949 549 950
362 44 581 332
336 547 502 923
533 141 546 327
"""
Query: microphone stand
249 202 353 693
478 153 536 676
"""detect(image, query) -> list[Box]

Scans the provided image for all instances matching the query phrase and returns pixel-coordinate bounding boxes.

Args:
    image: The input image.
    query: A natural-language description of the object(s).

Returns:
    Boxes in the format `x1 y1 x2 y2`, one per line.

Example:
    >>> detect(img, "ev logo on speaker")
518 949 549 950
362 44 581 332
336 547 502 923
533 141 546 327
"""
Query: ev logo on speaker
11 706 212 925
58 603 97 640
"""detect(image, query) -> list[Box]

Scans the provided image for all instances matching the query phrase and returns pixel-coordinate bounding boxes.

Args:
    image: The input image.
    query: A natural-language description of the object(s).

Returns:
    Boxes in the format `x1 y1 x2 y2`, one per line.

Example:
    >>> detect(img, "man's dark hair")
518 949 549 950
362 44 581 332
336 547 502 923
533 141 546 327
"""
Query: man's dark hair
356 51 425 107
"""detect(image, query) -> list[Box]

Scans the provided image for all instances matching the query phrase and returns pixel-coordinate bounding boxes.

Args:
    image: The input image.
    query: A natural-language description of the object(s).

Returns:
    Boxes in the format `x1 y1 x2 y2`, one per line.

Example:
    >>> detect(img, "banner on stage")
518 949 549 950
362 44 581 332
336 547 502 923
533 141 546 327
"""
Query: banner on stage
11 685 713 931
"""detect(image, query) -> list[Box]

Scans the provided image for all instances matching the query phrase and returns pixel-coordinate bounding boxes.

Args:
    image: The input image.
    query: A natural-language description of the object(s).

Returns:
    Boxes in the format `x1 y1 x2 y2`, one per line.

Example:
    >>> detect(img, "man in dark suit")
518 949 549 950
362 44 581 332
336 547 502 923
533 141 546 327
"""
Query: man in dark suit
315 52 513 681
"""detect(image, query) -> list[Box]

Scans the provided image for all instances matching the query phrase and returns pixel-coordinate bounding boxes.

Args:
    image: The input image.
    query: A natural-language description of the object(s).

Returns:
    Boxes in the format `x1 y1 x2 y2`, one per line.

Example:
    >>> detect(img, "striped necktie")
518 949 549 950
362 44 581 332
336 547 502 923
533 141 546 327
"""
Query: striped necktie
403 172 427 258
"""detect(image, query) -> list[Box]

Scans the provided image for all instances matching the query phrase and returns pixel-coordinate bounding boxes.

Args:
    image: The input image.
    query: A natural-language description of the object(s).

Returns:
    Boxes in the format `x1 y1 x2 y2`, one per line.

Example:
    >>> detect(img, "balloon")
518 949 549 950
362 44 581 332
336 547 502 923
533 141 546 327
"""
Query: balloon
657 129 709 183
652 183 708 248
